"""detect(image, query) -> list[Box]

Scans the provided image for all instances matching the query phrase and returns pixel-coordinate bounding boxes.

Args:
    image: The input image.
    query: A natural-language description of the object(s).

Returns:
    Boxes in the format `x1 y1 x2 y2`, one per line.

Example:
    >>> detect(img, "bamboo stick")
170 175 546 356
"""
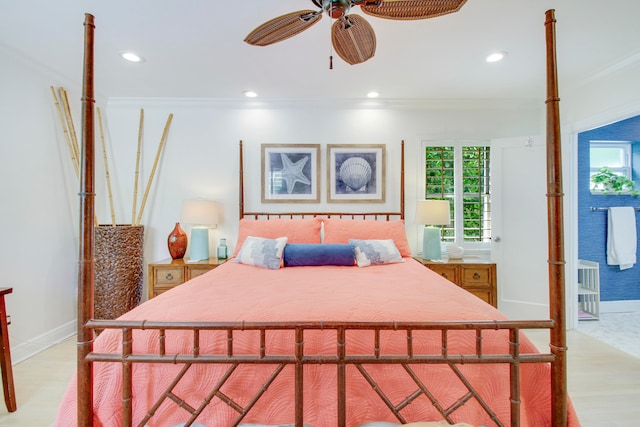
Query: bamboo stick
132 109 144 224
54 86 98 226
135 113 173 225
50 86 79 178
97 107 116 226
59 87 80 166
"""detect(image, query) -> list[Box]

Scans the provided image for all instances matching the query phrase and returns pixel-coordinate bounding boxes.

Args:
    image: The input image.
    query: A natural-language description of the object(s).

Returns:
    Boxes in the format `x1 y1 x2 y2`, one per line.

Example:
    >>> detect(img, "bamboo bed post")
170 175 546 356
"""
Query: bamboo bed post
545 9 568 427
400 140 405 219
78 12 96 427
239 140 244 219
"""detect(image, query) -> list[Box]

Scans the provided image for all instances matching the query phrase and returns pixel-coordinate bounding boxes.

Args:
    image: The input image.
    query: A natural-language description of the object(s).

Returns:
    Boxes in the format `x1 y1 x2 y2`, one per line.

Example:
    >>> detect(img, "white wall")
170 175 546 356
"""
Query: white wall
561 61 640 132
0 45 81 361
102 99 543 273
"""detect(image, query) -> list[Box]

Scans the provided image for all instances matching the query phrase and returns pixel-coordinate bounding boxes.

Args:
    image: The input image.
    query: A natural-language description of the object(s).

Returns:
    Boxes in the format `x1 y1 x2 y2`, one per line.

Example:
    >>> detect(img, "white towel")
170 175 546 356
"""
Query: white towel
607 206 637 270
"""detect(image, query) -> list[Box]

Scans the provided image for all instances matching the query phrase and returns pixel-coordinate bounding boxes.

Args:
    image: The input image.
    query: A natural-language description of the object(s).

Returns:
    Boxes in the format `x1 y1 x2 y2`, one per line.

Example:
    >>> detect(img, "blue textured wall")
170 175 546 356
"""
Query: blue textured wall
578 115 640 301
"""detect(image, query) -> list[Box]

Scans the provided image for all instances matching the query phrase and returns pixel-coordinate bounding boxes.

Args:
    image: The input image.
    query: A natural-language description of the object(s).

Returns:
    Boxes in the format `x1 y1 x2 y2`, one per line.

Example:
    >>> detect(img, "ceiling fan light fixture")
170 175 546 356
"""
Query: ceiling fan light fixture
243 90 258 98
486 51 507 63
121 51 144 63
322 0 351 19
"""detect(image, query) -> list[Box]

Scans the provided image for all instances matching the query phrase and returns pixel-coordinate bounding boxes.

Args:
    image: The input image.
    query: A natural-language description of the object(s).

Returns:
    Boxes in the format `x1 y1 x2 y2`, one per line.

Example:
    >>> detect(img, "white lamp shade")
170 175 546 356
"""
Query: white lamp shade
415 200 450 225
181 199 219 226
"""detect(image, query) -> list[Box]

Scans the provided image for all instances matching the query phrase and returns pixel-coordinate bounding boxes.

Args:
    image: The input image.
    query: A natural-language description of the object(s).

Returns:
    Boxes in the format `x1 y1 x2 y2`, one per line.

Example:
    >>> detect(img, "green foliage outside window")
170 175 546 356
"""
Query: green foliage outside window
590 167 639 196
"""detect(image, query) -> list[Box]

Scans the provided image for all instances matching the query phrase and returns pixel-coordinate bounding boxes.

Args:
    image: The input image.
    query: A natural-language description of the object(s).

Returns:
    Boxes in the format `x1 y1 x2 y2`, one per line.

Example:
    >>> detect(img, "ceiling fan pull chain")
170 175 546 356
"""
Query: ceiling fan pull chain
328 8 334 70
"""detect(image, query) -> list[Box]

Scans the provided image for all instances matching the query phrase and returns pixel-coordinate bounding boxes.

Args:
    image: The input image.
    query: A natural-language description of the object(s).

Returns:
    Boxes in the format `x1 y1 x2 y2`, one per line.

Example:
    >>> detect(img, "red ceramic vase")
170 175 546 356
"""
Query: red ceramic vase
167 222 187 259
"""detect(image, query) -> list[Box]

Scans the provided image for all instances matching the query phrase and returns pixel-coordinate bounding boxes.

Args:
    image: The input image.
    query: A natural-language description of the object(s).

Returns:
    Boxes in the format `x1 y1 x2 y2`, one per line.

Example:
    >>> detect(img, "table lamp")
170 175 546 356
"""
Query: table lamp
415 200 450 260
181 199 218 261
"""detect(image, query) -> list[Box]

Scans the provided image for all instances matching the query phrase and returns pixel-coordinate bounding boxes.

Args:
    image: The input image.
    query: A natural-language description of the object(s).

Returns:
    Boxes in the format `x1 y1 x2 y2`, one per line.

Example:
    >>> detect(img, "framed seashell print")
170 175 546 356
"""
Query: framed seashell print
327 144 385 203
261 144 321 203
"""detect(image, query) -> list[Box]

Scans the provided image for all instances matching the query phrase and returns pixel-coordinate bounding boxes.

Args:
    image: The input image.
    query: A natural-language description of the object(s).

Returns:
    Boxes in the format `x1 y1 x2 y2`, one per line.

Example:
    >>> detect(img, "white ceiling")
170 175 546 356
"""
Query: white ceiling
2 0 640 101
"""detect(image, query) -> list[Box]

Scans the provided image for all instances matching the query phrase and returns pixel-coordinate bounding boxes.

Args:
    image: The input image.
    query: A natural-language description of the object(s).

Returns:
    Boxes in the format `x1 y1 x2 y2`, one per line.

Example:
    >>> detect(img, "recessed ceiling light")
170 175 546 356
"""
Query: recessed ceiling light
121 52 144 63
367 91 379 98
486 51 507 63
243 90 258 98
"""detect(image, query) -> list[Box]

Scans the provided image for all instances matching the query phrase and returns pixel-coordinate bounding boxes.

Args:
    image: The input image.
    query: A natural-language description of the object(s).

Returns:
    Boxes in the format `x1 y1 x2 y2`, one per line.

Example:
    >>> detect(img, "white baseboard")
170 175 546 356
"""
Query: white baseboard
600 299 640 313
11 320 76 365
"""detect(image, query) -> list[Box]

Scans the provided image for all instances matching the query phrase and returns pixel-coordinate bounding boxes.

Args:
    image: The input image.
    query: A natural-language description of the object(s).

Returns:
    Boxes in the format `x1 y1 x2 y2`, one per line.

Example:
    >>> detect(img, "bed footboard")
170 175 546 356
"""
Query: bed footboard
85 319 556 427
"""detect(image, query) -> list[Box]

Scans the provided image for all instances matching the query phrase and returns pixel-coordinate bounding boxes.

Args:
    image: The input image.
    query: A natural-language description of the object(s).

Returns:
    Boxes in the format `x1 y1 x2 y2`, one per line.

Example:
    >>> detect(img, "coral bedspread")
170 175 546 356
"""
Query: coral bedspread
55 259 579 427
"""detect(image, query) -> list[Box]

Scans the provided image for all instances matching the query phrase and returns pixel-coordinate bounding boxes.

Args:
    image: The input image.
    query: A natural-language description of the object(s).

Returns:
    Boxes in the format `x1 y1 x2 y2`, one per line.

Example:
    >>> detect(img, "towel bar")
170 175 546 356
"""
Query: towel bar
589 206 640 212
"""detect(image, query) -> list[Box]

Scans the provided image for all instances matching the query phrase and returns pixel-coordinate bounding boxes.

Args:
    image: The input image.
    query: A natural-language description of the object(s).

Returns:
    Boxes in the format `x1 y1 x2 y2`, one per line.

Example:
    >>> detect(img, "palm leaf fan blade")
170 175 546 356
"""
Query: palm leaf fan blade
245 10 322 46
331 15 376 65
360 0 468 20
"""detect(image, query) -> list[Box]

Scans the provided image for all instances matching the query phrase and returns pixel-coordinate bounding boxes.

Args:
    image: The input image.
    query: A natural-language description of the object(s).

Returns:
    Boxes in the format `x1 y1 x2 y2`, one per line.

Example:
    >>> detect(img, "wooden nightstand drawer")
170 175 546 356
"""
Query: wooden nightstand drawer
414 257 497 307
155 267 184 285
188 266 215 279
466 288 493 303
152 284 177 297
460 266 491 286
148 258 225 300
427 265 458 282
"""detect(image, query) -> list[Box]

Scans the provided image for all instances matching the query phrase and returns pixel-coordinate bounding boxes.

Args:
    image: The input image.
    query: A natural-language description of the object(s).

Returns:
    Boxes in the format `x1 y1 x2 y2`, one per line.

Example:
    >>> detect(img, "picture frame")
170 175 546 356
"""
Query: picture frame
327 144 385 203
261 144 320 203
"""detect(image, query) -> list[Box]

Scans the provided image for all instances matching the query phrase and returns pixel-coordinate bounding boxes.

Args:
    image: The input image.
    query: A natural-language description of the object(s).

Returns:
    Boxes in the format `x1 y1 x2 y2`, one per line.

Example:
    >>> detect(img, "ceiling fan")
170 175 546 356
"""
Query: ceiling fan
244 0 468 66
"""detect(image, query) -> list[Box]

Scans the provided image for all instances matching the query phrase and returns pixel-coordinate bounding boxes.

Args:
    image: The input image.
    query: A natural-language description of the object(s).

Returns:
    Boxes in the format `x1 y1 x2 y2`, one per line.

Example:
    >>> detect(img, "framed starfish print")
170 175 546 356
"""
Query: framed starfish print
261 144 321 203
327 144 385 203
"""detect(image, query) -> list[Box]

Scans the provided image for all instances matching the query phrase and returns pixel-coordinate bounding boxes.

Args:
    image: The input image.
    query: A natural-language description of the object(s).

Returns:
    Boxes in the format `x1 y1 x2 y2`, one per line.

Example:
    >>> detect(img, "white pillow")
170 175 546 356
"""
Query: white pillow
234 236 288 269
349 239 404 267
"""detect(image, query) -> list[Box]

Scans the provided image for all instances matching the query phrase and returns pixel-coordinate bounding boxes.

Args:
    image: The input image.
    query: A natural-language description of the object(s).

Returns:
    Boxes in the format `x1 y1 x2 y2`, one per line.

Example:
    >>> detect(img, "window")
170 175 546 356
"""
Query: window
589 141 633 193
423 142 491 250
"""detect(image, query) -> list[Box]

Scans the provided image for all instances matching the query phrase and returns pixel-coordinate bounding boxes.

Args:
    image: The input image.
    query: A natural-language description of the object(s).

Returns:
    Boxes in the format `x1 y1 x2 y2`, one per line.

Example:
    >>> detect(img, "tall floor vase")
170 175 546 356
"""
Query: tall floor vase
94 224 144 321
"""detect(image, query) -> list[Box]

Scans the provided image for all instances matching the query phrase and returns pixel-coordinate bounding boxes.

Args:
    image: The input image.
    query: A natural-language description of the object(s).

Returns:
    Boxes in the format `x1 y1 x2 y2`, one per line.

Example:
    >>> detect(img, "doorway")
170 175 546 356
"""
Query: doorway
576 115 640 312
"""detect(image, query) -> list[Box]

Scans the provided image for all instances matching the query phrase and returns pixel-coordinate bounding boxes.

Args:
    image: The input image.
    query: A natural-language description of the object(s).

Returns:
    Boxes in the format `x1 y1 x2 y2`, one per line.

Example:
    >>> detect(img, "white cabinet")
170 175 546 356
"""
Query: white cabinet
577 259 600 320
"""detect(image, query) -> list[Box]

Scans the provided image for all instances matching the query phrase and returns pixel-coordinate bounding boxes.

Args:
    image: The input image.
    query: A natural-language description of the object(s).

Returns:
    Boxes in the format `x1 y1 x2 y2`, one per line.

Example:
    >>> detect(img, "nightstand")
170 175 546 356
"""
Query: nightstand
148 258 225 299
414 257 497 307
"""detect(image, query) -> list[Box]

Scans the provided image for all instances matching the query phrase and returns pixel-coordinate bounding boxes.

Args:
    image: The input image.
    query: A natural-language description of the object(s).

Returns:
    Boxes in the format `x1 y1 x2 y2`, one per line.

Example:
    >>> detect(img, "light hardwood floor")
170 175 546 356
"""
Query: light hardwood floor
528 329 640 427
0 330 638 426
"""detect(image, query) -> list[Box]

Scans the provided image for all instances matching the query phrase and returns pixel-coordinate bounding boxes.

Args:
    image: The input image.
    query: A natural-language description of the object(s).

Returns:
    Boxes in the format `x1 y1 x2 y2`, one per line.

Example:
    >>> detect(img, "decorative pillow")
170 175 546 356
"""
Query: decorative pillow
233 218 322 257
349 239 404 267
234 236 288 269
283 244 355 267
323 218 411 257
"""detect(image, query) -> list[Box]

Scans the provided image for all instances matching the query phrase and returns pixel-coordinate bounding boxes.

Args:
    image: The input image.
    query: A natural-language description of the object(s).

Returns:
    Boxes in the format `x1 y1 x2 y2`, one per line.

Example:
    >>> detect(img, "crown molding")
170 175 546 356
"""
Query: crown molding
106 97 541 111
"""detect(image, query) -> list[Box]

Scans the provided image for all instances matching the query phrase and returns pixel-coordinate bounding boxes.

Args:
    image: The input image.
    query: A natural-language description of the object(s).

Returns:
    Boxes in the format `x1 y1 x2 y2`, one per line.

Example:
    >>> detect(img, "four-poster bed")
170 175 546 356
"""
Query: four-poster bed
57 9 578 427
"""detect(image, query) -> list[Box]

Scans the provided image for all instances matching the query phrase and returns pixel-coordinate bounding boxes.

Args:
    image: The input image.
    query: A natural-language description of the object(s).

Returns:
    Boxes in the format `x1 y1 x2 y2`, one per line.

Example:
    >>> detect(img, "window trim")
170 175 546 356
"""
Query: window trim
421 140 491 252
589 141 633 194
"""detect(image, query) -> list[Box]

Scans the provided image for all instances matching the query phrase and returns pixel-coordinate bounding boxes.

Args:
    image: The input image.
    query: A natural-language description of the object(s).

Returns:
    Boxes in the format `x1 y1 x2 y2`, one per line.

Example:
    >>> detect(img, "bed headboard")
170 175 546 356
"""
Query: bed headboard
238 140 405 220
